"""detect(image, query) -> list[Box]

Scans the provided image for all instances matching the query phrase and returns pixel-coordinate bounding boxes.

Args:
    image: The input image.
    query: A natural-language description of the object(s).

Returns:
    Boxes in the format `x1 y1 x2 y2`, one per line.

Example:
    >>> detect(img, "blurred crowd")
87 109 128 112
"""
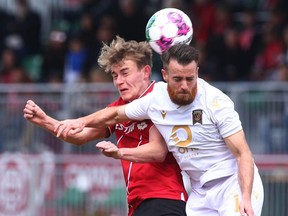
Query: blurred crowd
0 0 288 84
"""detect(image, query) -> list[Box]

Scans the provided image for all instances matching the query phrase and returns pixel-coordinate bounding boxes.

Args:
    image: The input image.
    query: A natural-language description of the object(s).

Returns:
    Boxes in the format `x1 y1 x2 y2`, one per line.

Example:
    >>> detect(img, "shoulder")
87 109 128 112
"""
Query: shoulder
199 78 230 100
153 81 167 91
198 78 223 95
140 81 167 100
148 81 169 103
198 78 234 110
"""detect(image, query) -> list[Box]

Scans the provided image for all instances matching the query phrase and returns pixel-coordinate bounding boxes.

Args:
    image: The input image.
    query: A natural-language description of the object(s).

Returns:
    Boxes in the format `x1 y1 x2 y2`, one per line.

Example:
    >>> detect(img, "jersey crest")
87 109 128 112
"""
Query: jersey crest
192 109 203 125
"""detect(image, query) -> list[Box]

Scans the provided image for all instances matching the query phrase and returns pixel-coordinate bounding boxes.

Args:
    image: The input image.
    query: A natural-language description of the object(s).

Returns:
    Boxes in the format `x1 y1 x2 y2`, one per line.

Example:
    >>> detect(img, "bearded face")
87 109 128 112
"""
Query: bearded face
162 59 199 106
167 83 197 106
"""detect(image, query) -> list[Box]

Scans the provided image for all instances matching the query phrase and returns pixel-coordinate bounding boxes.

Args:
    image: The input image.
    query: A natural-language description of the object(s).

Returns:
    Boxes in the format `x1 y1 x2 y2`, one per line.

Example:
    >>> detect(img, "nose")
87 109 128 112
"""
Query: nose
114 75 124 86
180 80 189 91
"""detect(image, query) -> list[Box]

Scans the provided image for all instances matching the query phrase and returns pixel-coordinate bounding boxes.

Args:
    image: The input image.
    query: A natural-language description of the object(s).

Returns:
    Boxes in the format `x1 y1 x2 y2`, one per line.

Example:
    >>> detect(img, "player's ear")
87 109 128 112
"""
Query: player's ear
143 65 151 78
161 69 168 81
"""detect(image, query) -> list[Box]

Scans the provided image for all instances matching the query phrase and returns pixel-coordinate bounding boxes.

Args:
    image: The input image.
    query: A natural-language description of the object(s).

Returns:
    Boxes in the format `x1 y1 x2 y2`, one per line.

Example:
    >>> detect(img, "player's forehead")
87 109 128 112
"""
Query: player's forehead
111 59 138 73
168 59 198 75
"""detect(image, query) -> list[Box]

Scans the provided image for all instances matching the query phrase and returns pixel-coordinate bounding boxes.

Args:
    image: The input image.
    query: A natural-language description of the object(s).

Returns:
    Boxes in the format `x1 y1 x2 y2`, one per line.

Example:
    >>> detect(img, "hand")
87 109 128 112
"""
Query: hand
96 141 122 159
54 119 85 138
240 197 254 216
23 100 47 124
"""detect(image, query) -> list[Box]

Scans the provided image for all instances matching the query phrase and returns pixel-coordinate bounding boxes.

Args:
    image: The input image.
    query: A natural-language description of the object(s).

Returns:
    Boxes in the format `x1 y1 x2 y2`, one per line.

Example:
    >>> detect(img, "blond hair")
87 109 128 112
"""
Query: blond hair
98 36 152 73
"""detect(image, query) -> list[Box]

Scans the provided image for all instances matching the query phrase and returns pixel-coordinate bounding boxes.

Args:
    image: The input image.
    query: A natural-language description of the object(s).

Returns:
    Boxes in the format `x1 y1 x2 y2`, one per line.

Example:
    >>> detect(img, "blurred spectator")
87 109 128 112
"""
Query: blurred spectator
250 5 287 81
77 13 96 48
205 3 233 79
4 0 42 59
7 67 32 83
196 43 215 82
0 48 21 83
41 30 67 83
273 26 288 81
95 15 117 44
280 26 288 65
64 36 88 83
210 2 232 38
0 9 14 54
277 63 288 81
188 0 216 46
114 0 148 41
213 28 245 81
238 9 262 80
251 26 283 81
0 48 31 83
264 6 287 37
83 15 117 80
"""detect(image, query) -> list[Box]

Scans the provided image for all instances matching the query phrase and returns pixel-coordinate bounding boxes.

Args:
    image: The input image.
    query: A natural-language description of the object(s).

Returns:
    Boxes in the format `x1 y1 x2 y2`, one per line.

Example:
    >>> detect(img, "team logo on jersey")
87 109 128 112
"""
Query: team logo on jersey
192 109 203 124
116 121 148 134
170 125 192 147
116 123 135 134
160 110 167 119
137 122 148 130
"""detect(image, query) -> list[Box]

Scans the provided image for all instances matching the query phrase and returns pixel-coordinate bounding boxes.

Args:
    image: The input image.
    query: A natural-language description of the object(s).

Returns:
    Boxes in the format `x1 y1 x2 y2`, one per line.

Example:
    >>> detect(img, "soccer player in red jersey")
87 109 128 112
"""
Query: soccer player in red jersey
24 36 188 216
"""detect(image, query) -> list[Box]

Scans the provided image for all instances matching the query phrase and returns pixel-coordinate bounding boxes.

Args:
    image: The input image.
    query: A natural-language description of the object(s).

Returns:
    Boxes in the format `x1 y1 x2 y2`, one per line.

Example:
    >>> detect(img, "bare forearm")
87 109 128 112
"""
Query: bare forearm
225 130 254 200
38 115 59 134
119 145 166 163
24 100 103 145
81 106 128 128
225 130 256 215
97 137 167 163
40 116 106 146
119 126 168 163
238 153 254 199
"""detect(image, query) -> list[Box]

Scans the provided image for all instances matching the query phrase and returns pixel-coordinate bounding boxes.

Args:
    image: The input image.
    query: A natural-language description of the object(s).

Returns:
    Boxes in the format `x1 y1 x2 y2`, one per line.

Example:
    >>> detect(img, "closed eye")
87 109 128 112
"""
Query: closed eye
111 73 118 79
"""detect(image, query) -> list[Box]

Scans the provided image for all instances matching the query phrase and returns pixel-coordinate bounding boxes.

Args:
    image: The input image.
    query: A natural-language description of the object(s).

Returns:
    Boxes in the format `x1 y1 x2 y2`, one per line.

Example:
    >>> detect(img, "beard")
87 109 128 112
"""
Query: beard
167 84 197 106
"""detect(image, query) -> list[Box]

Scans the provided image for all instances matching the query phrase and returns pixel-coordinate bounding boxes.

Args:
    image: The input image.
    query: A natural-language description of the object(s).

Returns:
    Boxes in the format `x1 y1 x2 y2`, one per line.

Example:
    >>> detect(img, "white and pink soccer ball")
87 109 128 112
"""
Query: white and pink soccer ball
145 8 193 54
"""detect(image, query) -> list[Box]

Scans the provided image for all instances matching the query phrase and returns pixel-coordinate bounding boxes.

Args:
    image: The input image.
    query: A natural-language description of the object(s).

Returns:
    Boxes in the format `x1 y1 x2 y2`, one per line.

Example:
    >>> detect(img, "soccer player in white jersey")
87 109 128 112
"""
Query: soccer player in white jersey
54 44 264 216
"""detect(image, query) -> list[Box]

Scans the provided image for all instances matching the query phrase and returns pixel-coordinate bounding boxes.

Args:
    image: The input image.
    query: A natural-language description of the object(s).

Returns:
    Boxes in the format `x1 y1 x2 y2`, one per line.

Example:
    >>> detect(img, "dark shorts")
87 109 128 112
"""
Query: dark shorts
133 198 186 216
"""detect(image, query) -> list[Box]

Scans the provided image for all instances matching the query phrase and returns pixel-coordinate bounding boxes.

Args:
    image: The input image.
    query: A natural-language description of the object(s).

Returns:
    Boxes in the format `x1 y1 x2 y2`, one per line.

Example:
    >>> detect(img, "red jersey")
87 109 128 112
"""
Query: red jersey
108 81 188 216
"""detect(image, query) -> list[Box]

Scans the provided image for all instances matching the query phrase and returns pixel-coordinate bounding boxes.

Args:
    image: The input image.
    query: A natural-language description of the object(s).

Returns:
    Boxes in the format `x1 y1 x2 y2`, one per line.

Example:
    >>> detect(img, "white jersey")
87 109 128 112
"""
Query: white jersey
125 78 243 187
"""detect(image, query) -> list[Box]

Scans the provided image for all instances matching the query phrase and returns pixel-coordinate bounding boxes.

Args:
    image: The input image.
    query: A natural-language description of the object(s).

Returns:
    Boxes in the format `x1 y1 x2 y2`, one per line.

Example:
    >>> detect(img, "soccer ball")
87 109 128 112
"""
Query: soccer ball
145 8 193 54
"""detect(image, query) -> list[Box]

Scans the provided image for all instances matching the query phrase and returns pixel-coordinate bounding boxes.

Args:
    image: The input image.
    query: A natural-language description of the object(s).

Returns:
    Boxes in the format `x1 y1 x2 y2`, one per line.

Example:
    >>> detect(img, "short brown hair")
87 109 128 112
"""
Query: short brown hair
98 36 153 73
161 44 199 71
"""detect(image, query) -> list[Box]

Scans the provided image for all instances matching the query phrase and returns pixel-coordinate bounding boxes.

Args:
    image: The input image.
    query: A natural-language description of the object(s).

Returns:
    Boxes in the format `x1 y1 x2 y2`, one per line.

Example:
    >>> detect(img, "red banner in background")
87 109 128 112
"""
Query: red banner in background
0 153 126 216
0 152 55 216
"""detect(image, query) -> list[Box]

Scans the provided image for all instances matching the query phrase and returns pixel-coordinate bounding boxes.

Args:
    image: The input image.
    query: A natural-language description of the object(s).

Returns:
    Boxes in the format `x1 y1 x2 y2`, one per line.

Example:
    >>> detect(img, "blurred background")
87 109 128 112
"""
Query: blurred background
0 0 287 215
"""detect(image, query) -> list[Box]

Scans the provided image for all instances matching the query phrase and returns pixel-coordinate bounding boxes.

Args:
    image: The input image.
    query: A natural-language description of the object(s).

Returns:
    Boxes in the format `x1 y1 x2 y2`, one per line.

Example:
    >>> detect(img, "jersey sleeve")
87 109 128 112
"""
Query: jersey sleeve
125 93 152 121
209 94 243 138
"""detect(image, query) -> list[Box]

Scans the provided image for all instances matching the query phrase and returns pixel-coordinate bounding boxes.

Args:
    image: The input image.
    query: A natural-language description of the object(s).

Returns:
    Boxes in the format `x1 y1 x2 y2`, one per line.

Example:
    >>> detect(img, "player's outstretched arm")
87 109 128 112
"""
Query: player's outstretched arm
54 105 130 138
224 129 255 216
96 125 168 163
23 100 109 145
24 99 59 133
